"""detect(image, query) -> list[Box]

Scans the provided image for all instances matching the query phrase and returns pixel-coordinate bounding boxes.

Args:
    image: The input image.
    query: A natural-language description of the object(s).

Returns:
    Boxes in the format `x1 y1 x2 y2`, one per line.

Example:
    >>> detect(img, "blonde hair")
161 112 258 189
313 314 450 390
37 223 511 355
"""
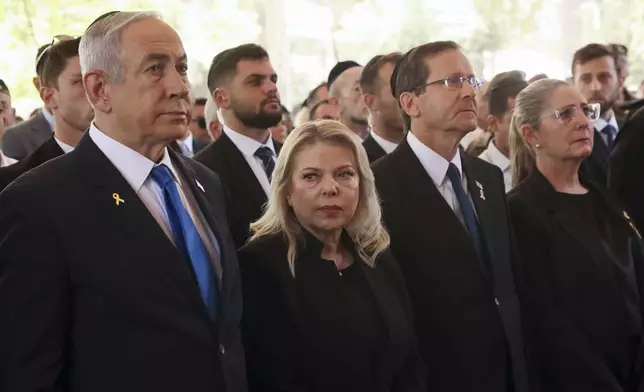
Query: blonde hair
509 78 569 186
249 119 390 275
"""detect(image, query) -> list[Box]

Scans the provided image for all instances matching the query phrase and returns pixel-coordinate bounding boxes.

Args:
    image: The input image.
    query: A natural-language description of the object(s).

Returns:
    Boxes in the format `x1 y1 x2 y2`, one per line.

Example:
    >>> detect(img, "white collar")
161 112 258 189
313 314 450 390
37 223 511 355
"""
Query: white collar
223 125 276 158
53 136 75 154
406 131 463 186
370 130 398 154
593 110 619 132
88 123 181 192
481 140 510 171
42 107 55 129
179 132 194 154
0 150 17 168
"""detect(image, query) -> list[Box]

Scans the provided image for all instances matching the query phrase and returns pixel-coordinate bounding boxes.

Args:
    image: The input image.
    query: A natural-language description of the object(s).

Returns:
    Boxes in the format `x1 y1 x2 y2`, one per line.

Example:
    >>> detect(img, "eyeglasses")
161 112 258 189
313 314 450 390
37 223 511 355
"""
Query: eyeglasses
35 35 76 74
414 76 485 92
547 102 600 123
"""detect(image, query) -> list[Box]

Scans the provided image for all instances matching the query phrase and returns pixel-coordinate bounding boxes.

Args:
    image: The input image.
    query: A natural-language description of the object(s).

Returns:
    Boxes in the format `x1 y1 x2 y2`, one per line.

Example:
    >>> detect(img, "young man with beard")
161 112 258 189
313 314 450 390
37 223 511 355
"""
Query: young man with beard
0 37 93 191
196 44 284 248
572 43 623 187
360 52 405 163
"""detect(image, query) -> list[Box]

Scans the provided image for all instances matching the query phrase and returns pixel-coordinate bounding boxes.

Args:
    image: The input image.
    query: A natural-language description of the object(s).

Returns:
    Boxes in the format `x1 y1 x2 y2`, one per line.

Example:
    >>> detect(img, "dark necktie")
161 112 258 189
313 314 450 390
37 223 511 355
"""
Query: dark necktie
601 124 616 150
255 146 275 182
446 163 482 257
150 164 219 320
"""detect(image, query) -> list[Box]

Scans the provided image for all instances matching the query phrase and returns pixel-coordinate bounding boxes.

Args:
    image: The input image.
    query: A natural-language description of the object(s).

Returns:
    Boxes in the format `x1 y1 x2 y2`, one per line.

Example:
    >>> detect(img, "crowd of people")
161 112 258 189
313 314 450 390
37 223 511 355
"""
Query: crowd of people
1 9 644 392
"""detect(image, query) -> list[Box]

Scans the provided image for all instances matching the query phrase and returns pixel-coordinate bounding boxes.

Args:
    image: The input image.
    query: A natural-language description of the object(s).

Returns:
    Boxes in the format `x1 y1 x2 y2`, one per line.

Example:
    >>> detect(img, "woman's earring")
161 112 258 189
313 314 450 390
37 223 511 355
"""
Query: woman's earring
535 143 541 148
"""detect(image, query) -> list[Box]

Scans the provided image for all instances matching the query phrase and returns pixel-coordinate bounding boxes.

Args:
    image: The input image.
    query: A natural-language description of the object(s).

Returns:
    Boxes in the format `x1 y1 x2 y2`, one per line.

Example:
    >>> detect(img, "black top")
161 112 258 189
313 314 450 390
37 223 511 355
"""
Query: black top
508 170 644 392
238 230 425 392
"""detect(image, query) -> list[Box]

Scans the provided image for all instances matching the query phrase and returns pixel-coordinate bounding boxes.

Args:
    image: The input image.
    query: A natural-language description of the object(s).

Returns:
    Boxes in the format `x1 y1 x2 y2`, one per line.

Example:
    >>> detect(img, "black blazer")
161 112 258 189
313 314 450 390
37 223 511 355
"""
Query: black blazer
372 139 530 392
238 230 425 392
0 135 64 192
610 105 644 232
195 131 282 248
0 135 247 392
508 170 644 392
1 109 53 160
363 133 387 163
194 137 210 155
581 116 625 188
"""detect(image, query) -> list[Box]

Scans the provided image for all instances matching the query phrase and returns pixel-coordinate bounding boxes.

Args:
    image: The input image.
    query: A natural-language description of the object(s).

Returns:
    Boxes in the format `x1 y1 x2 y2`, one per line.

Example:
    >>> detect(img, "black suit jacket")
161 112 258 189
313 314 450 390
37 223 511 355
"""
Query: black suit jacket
610 105 644 232
581 116 625 188
363 133 387 163
195 131 282 249
193 137 210 155
1 110 52 160
372 140 530 392
238 230 425 392
508 170 644 392
0 135 247 392
0 136 64 192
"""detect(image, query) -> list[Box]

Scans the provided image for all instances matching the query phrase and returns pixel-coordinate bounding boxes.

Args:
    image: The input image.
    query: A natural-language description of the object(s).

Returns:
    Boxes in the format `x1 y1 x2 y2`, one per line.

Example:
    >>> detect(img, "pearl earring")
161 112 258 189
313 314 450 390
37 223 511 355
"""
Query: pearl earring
535 144 541 148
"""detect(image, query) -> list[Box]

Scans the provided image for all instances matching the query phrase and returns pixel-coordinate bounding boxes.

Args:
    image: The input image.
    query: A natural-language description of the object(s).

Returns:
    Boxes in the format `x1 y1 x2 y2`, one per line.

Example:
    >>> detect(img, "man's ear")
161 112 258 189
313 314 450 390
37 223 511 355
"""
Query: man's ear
213 88 230 110
399 92 420 119
84 69 111 113
363 93 377 112
40 86 56 110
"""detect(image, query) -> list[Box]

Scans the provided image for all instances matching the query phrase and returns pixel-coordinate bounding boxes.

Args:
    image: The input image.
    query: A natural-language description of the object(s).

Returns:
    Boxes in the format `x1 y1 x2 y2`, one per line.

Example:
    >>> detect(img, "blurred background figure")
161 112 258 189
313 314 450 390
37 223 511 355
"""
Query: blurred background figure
203 95 223 141
309 99 340 121
0 101 17 167
0 79 15 127
268 104 293 143
328 61 369 139
460 78 489 149
509 78 644 392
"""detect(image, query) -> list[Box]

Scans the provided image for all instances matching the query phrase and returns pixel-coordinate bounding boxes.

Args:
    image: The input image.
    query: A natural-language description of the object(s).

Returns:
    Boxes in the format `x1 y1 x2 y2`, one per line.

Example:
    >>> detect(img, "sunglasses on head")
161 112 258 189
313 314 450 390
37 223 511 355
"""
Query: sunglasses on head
35 35 76 74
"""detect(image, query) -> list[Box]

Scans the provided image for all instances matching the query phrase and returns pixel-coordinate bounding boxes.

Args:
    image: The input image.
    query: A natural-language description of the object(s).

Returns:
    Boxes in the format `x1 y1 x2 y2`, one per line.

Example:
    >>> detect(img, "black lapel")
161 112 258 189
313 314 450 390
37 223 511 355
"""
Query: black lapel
71 134 210 320
23 136 64 171
169 151 233 318
592 128 610 168
390 141 490 283
273 138 283 155
218 132 267 203
363 134 386 163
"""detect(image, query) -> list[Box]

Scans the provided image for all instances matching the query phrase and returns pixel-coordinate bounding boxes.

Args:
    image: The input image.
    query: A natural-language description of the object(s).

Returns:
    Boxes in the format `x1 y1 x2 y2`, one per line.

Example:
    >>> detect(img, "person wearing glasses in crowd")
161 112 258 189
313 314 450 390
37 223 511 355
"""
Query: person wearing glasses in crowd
508 79 644 392
1 38 71 160
372 41 531 392
238 120 425 392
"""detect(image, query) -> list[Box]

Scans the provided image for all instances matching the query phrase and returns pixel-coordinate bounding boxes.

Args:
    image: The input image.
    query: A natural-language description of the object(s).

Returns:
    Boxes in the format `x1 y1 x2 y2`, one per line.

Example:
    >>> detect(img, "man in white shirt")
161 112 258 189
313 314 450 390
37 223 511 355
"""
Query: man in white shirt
372 41 530 392
460 78 489 149
478 71 528 192
0 106 17 167
328 60 370 139
195 43 283 248
572 43 624 187
359 52 405 163
0 12 247 392
0 37 92 191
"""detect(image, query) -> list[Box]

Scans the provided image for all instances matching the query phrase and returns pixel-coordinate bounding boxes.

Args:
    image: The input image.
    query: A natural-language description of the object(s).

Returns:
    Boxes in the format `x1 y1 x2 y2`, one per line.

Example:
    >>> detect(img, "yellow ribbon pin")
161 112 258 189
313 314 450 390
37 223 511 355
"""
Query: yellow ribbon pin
113 193 125 206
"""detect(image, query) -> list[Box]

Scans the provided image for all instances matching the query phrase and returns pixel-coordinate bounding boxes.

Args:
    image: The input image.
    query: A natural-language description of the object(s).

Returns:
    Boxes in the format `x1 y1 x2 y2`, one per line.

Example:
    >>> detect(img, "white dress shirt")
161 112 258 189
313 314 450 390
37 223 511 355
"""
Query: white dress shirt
89 124 221 280
407 131 474 226
177 132 195 158
370 131 399 154
593 110 619 146
0 151 17 167
54 136 75 154
223 125 276 196
479 140 513 193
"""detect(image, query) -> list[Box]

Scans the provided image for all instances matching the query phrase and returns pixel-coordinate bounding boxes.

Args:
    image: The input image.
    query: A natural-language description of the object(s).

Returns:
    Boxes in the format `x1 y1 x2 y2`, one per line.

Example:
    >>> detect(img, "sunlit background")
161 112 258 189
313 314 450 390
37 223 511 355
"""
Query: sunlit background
1 0 643 117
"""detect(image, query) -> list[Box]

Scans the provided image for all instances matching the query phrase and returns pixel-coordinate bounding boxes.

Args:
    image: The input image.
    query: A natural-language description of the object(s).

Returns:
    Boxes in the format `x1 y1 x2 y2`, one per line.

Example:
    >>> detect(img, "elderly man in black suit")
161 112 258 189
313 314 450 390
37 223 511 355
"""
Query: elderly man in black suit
372 41 531 392
195 44 283 248
0 11 247 392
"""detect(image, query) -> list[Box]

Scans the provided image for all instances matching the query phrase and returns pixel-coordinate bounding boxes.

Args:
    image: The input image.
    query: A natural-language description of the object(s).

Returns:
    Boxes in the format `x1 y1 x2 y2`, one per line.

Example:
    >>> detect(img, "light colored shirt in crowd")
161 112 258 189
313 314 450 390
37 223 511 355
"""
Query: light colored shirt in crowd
479 140 513 192
370 130 398 154
42 107 55 130
593 110 619 147
178 132 195 157
460 127 485 149
407 131 475 227
0 150 17 167
223 125 276 197
88 123 222 281
54 136 75 154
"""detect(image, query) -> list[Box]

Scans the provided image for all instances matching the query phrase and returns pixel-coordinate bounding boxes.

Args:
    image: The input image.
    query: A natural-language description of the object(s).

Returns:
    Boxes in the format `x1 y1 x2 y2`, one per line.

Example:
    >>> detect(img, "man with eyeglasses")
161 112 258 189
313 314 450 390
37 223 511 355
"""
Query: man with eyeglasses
372 41 531 392
1 42 63 160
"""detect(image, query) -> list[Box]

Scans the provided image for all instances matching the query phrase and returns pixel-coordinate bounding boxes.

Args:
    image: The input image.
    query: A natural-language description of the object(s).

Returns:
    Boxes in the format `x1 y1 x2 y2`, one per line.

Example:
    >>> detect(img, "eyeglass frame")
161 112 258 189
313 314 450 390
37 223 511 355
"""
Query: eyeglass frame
542 102 601 124
410 75 485 93
35 35 76 76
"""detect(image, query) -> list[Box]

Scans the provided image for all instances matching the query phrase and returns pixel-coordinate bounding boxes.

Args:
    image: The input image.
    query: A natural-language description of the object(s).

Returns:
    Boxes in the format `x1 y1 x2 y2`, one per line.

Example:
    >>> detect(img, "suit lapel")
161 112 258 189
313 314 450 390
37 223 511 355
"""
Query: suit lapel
219 132 267 204
363 134 386 162
592 128 610 167
72 134 211 321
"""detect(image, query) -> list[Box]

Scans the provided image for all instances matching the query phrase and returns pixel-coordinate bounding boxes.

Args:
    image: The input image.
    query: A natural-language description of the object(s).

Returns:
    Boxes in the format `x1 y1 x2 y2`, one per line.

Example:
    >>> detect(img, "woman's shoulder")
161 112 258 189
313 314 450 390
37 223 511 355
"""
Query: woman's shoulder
238 233 289 264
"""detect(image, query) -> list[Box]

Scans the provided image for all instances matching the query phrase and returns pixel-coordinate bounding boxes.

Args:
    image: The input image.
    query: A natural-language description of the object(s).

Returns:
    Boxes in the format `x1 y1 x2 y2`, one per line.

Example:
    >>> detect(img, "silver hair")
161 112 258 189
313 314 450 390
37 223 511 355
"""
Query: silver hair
79 11 162 82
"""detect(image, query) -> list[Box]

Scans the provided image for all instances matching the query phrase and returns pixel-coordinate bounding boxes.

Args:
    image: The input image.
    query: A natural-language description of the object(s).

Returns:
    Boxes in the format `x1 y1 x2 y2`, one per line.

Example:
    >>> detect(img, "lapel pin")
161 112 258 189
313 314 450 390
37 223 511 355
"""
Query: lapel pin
476 181 483 189
112 193 125 206
195 179 205 193
479 190 486 200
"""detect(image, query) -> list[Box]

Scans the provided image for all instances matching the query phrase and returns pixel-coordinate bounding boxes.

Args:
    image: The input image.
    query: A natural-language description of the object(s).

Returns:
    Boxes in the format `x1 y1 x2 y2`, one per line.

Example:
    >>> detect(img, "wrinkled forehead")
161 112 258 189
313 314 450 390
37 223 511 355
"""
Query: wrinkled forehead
545 84 587 111
120 19 186 63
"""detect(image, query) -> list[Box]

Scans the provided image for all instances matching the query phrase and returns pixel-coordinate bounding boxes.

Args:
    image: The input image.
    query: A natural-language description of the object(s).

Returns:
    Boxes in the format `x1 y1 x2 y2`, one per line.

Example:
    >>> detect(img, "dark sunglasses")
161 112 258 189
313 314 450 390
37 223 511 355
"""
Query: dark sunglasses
192 116 206 130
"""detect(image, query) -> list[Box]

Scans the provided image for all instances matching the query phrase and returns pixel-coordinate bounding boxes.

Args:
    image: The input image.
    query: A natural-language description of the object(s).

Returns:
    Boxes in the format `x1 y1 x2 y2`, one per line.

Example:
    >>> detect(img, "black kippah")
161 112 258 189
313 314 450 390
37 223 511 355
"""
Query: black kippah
327 60 361 88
